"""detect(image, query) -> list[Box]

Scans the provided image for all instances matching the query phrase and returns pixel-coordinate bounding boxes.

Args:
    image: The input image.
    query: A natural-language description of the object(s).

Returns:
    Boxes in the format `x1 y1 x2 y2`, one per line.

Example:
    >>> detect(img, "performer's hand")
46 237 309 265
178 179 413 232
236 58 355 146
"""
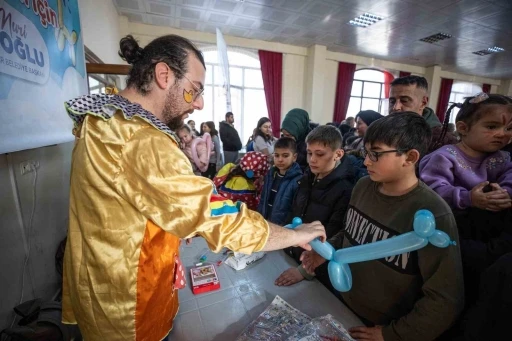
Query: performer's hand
294 221 326 251
300 250 326 275
349 326 384 341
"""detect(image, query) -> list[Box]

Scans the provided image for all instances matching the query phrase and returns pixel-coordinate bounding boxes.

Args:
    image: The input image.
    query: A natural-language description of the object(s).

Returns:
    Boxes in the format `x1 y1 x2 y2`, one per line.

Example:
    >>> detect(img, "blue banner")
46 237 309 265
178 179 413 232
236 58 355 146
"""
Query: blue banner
0 0 86 153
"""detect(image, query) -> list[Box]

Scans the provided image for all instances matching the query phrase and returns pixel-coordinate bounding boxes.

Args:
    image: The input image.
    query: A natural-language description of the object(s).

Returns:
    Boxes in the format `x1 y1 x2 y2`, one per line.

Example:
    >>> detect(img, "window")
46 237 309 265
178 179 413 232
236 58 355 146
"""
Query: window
193 48 268 145
347 69 387 118
448 82 483 124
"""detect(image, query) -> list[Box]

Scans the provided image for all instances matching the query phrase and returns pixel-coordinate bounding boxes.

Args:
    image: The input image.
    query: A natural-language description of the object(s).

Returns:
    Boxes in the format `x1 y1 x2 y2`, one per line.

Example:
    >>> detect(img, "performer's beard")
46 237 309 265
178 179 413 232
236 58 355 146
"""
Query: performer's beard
163 85 193 131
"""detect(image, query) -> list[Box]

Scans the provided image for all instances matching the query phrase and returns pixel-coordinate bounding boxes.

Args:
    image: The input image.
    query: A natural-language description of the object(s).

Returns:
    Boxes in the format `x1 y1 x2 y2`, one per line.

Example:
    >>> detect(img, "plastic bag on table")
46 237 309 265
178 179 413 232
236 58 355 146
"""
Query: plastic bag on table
236 296 311 341
287 314 355 341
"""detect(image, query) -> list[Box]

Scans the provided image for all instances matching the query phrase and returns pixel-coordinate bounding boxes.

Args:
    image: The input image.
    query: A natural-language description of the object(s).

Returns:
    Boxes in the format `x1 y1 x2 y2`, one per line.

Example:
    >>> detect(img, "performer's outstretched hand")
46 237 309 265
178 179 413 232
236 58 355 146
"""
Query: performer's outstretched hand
294 221 326 251
261 221 326 252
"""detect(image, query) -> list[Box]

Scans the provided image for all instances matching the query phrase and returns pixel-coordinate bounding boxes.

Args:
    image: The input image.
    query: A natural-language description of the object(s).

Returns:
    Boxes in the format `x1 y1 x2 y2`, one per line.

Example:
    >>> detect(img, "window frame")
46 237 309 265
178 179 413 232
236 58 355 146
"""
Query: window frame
200 47 268 145
447 81 483 124
348 68 386 115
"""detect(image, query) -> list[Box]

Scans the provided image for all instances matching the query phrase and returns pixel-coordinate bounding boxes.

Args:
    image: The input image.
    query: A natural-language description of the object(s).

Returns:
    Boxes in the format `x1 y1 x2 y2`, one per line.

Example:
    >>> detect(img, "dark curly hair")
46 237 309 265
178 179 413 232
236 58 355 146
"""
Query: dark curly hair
118 34 205 95
202 121 218 137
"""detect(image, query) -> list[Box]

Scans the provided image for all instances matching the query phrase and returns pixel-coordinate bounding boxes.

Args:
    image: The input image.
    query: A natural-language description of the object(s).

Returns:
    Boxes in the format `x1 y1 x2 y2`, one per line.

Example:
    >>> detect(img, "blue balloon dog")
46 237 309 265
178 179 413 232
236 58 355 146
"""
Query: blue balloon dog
284 210 456 292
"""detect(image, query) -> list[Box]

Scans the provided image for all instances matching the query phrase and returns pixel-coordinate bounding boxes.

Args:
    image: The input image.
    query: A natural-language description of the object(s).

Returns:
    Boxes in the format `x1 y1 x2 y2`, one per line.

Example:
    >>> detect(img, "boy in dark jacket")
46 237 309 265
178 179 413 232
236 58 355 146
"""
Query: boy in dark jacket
275 125 355 290
258 137 303 225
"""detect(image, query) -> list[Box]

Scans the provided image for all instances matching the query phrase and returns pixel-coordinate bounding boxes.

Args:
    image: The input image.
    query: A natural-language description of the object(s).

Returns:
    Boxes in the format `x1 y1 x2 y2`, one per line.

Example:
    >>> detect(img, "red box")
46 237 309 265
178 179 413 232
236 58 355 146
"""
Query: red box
190 264 221 295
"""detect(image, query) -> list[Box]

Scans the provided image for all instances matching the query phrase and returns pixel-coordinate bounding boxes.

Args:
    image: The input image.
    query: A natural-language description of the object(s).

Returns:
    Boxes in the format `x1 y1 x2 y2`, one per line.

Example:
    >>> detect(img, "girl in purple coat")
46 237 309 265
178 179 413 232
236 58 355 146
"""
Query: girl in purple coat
420 93 512 213
420 93 512 305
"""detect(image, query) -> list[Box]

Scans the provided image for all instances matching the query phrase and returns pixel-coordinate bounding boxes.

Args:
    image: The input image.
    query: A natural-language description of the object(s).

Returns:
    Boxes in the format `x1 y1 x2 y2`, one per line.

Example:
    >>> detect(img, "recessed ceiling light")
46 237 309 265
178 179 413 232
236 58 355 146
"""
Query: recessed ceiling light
473 46 505 56
323 15 331 23
419 33 452 44
348 13 383 28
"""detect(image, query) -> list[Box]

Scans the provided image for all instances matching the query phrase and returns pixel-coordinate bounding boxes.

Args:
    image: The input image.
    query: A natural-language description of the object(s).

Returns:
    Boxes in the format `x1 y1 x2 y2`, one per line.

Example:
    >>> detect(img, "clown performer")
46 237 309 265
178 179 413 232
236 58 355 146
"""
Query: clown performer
62 34 326 341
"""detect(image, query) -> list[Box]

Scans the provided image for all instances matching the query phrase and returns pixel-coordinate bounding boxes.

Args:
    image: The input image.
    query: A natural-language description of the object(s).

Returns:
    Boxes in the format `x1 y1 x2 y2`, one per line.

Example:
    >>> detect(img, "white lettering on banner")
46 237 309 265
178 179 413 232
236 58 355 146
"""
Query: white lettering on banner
0 2 49 84
344 207 413 272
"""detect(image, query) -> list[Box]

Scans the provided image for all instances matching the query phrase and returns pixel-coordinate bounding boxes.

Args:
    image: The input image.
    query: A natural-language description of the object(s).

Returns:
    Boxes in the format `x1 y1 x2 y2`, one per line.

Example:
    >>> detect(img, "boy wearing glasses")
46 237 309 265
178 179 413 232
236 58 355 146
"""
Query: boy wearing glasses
302 113 464 341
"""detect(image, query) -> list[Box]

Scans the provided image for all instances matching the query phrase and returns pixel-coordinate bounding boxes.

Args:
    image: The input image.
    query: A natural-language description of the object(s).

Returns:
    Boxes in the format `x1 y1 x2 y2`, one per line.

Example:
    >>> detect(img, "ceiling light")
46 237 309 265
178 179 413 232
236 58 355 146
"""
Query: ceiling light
323 15 331 23
473 46 505 56
419 33 452 44
348 13 383 28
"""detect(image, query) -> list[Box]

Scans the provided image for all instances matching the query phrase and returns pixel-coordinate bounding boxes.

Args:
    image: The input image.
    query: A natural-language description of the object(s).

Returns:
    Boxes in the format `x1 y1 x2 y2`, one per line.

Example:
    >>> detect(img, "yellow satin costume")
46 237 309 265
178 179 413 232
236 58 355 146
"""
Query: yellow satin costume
62 94 269 340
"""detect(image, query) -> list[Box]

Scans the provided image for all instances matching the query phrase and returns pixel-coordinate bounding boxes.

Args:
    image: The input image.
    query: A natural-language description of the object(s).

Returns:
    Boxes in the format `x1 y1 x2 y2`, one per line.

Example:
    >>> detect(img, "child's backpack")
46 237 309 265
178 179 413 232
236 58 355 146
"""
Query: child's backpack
246 140 254 152
0 299 82 340
213 152 270 210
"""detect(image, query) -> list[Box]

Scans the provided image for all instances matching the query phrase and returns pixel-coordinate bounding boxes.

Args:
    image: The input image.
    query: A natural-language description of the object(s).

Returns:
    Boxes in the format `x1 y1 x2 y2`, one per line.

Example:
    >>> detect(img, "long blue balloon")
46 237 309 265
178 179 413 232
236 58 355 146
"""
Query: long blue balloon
285 210 456 292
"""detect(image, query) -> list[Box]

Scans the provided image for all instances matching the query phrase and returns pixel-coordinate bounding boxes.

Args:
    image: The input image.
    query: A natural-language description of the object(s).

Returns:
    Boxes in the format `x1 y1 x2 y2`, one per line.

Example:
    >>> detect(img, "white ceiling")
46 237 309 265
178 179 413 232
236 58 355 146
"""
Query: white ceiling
112 0 512 79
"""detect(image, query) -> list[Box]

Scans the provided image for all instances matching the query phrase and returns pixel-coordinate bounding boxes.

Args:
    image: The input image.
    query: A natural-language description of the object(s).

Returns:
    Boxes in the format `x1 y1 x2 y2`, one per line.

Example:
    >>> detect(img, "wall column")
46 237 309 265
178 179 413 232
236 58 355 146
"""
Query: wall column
424 65 442 112
304 44 328 123
497 80 512 96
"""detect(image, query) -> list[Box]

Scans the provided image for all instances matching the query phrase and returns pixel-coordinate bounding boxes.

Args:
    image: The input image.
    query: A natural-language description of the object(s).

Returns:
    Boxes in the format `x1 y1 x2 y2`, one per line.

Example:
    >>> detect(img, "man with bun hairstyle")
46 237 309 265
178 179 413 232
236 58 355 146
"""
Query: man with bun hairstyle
62 34 326 340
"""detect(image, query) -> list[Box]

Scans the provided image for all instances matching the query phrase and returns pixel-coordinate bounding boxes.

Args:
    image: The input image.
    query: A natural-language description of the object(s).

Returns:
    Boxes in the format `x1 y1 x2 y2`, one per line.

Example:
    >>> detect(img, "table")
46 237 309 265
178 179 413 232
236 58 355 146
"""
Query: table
169 238 362 341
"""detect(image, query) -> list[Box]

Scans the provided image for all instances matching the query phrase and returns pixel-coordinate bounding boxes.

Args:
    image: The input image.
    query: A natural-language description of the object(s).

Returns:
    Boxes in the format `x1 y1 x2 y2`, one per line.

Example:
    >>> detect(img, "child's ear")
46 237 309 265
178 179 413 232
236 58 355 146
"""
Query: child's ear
334 148 345 161
292 153 298 162
456 121 468 136
404 149 420 165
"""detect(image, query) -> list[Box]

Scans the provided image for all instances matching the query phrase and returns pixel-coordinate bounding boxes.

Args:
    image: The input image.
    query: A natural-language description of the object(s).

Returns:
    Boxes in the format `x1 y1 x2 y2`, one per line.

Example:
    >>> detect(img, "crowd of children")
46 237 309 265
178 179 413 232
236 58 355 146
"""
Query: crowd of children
178 91 512 341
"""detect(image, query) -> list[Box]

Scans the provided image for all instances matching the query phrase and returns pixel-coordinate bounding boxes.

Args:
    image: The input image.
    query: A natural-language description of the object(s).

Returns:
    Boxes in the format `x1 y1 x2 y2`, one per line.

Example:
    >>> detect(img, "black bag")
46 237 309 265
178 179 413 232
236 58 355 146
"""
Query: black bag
0 299 82 341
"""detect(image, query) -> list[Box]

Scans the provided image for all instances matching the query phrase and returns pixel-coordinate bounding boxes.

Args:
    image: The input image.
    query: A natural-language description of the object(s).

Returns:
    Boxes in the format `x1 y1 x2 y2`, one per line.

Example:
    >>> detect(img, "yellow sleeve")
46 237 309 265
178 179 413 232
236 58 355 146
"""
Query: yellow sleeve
113 129 269 254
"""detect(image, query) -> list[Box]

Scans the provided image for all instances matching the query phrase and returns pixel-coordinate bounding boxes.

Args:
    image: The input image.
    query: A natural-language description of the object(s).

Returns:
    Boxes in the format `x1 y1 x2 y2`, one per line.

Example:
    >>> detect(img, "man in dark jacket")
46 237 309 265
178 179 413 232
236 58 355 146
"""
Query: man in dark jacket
389 76 457 154
275 125 355 292
219 112 242 164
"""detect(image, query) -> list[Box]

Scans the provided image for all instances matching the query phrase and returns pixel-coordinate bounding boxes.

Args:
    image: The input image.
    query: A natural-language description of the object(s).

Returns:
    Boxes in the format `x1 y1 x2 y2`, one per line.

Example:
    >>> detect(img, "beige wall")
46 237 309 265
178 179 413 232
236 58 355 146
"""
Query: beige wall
122 21 508 124
282 54 306 121
79 0 124 63
323 60 339 123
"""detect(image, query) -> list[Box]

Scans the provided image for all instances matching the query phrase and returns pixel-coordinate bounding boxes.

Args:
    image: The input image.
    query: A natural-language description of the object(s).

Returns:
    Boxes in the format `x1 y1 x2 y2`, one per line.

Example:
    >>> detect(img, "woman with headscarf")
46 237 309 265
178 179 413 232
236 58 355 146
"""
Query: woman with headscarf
345 110 384 181
281 108 318 171
345 110 383 153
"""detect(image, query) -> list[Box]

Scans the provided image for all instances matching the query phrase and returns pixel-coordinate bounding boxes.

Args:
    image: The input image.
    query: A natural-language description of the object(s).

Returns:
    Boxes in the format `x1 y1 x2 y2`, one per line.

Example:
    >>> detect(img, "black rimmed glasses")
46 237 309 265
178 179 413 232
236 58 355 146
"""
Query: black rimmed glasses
362 148 404 162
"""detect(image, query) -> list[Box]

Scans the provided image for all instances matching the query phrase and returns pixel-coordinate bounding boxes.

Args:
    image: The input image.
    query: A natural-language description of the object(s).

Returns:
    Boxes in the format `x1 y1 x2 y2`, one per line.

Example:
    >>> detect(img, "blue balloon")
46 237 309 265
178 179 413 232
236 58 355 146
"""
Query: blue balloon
332 233 428 264
413 209 436 238
310 239 335 260
328 261 352 292
284 210 456 292
428 230 455 248
292 217 302 227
